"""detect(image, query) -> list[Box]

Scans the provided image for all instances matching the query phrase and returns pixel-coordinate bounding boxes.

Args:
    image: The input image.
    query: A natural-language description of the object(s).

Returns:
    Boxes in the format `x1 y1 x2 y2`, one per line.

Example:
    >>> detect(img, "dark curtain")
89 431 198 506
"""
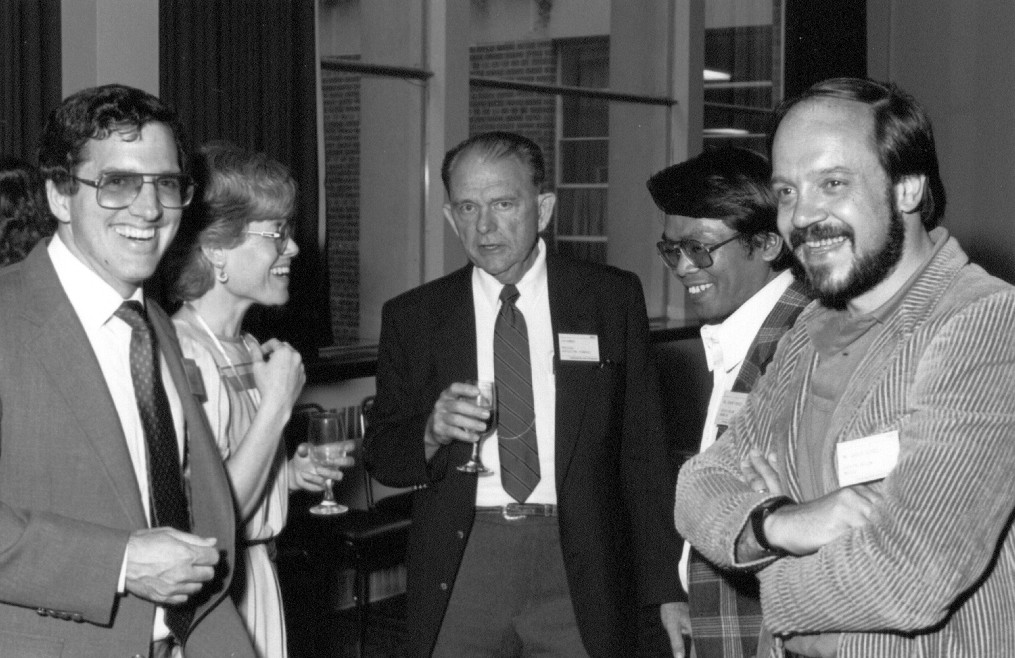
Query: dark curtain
0 0 62 161
159 0 330 355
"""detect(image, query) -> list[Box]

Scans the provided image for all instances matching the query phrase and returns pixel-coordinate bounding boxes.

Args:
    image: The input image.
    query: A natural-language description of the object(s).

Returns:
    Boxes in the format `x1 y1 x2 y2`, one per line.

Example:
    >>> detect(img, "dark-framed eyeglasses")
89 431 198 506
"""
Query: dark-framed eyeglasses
244 222 293 255
71 172 194 210
656 234 742 270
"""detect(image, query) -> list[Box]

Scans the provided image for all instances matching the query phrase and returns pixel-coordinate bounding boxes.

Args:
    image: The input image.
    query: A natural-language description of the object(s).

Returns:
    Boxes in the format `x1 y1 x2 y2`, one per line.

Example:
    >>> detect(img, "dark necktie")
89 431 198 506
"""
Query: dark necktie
494 285 540 502
115 301 193 642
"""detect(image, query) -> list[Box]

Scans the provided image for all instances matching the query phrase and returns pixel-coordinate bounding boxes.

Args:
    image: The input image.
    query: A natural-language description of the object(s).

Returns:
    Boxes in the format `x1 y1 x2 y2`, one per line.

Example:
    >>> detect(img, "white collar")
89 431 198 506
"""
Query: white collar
699 269 795 374
48 233 144 332
473 237 548 312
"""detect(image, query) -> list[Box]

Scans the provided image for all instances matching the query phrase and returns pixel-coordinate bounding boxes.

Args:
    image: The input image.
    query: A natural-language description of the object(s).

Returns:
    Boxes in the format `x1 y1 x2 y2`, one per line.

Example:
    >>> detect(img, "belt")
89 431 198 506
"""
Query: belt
476 503 557 519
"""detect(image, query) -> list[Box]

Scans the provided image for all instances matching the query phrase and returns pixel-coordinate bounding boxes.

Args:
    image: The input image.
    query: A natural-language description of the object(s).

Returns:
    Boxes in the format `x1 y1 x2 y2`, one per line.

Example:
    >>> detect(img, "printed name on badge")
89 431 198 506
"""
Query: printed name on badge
836 430 900 487
558 333 600 362
715 391 749 428
182 358 207 402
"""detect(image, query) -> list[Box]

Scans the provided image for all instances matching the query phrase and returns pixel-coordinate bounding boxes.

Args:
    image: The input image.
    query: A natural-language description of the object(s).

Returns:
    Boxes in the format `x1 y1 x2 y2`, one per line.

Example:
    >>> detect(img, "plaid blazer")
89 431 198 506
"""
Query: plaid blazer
689 278 811 658
676 233 1015 657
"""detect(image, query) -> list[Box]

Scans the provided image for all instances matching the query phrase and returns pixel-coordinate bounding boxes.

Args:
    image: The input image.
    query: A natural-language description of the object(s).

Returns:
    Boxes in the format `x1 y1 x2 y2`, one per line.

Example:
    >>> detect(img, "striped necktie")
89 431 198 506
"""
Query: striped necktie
494 284 540 502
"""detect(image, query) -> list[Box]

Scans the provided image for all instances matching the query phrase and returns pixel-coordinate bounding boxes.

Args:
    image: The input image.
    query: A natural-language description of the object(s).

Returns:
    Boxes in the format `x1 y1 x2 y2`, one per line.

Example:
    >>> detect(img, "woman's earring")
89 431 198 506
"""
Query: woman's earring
216 268 229 283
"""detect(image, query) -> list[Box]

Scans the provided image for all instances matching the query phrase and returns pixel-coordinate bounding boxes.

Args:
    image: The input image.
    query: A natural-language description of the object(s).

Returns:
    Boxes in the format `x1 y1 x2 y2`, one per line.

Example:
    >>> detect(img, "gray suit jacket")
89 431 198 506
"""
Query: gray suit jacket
676 232 1015 656
0 242 254 657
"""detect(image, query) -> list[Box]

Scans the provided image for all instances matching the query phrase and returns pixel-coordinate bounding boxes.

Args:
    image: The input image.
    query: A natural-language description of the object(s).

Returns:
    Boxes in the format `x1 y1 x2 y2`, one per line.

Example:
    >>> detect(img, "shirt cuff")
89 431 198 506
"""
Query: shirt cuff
117 546 128 594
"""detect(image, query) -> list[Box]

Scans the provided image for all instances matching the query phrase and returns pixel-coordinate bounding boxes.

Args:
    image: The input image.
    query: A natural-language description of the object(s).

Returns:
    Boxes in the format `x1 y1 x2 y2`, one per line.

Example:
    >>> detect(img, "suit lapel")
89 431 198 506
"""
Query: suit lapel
22 246 148 527
148 302 235 626
764 314 819 504
824 237 967 446
434 267 479 386
732 279 812 393
149 303 233 537
547 257 597 489
783 236 968 493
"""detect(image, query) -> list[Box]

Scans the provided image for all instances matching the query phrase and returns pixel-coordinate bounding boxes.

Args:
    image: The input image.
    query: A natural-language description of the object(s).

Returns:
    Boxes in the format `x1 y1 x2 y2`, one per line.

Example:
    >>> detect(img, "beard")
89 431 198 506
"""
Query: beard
789 194 905 311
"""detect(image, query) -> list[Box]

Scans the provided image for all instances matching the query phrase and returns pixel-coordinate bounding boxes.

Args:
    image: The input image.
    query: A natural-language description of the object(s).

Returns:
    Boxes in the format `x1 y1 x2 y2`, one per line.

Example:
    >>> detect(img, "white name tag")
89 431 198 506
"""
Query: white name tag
558 333 600 362
716 391 749 428
836 430 900 487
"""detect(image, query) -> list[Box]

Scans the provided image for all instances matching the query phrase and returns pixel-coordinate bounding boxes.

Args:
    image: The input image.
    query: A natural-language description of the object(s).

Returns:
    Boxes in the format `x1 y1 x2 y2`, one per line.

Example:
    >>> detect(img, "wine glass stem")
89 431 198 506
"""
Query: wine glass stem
323 478 335 503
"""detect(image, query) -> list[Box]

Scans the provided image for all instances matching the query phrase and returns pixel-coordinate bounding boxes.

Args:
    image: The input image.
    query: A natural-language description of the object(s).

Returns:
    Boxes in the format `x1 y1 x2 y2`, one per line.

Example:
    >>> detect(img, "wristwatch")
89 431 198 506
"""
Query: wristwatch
749 496 793 555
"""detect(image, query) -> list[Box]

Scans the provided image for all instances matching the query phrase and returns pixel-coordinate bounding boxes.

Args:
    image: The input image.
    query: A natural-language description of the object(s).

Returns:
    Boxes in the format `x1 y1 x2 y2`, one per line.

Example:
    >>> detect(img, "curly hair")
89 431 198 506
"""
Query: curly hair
0 159 56 267
37 84 187 194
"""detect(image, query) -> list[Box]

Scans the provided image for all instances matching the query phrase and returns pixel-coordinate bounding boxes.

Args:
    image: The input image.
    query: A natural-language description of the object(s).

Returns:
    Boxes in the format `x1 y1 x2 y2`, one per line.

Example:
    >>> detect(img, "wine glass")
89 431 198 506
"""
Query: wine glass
308 410 350 515
457 380 497 475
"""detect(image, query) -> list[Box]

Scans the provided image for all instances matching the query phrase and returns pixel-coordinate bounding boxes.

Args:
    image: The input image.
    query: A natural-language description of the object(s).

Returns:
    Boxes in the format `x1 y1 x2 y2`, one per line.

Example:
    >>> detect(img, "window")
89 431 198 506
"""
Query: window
554 38 609 264
703 2 780 153
312 1 781 359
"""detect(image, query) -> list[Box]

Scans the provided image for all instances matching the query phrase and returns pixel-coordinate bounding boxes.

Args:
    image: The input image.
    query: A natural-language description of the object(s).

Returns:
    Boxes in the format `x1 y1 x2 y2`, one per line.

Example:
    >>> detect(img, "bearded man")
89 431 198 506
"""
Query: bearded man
674 77 1015 657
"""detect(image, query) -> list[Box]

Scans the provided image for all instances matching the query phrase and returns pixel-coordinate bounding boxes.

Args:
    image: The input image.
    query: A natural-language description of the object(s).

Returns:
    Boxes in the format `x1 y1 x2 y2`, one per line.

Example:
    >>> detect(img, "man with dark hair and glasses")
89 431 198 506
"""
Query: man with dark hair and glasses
646 145 810 658
0 84 254 657
70 171 194 211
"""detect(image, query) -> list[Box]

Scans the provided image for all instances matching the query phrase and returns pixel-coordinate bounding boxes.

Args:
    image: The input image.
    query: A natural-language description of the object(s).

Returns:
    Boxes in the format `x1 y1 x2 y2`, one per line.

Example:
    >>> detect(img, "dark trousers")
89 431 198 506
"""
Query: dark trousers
638 604 692 657
432 512 588 657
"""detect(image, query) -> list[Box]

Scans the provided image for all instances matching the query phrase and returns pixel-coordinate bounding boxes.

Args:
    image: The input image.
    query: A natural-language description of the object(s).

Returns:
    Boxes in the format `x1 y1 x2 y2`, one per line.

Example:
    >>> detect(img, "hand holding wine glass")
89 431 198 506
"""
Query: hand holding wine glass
457 380 497 475
308 411 352 515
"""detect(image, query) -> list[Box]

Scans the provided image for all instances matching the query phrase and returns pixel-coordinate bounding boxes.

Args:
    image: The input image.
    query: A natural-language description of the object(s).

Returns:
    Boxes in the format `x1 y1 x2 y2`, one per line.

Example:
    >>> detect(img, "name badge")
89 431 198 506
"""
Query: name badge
182 358 207 403
715 391 749 428
558 333 600 362
836 430 900 487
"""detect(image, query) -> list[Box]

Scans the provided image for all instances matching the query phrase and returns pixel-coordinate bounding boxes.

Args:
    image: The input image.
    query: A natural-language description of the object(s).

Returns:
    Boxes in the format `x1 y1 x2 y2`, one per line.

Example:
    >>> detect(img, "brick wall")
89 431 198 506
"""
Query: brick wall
469 40 557 186
321 41 560 344
322 63 361 345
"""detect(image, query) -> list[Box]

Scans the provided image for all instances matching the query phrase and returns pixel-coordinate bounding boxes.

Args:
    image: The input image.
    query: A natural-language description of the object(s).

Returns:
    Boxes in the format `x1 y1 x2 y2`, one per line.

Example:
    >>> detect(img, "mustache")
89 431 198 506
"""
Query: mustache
789 224 855 250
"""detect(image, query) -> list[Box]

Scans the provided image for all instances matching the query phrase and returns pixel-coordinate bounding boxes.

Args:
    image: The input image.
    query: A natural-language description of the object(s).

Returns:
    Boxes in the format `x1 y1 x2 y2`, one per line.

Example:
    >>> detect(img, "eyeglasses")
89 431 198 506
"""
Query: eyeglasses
244 223 293 255
71 172 194 210
656 234 741 270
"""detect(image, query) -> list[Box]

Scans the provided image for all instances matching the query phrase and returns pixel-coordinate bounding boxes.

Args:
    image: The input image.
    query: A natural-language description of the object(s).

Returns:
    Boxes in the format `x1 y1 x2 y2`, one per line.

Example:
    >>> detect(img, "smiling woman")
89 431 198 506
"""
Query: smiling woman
157 141 354 658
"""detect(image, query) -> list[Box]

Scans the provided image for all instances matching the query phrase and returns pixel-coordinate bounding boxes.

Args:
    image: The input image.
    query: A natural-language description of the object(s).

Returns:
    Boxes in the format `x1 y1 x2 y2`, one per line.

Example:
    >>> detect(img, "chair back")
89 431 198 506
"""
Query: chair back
357 396 373 509
359 395 378 508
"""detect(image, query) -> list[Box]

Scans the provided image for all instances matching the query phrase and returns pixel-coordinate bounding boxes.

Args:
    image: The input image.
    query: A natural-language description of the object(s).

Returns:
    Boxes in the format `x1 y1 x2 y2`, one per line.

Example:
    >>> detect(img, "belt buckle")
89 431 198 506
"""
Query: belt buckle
502 504 526 520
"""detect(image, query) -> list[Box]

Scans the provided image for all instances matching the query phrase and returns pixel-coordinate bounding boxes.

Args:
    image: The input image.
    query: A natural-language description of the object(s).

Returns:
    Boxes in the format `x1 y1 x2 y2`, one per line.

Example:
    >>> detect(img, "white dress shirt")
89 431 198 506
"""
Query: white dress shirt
678 268 794 591
473 238 557 506
49 234 186 641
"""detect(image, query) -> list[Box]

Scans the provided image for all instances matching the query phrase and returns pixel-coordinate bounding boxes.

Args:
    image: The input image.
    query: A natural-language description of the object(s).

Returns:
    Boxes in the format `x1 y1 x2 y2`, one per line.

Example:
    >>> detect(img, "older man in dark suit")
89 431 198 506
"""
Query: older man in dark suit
0 84 253 658
365 131 683 657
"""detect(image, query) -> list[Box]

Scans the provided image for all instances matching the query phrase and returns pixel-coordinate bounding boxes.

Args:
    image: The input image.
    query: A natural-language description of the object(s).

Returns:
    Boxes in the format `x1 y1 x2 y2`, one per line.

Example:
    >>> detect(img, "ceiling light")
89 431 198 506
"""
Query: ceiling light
703 128 750 135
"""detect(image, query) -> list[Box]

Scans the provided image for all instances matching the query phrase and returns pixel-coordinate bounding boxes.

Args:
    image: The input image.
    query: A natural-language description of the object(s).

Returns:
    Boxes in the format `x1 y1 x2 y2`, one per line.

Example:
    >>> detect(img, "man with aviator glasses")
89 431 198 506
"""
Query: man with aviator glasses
0 84 254 657
647 146 810 658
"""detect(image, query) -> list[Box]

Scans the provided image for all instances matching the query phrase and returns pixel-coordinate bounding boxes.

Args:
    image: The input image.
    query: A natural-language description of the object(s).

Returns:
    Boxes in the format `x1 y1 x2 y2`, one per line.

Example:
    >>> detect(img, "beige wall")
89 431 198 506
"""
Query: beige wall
868 0 1015 282
608 0 703 321
61 0 159 97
